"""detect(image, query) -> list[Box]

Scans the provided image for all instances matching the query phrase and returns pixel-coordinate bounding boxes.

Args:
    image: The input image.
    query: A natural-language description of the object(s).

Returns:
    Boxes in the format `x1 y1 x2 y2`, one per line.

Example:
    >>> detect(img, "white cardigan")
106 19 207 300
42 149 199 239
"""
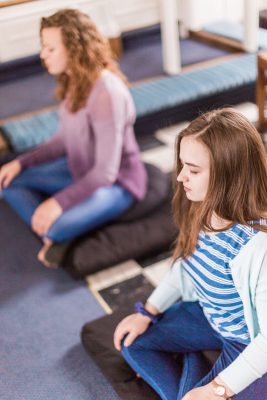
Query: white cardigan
147 231 267 394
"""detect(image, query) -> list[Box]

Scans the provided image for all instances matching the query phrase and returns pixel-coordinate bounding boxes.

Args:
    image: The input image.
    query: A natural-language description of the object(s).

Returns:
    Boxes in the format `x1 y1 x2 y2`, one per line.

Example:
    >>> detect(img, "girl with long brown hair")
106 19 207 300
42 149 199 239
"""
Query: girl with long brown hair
114 108 267 400
0 9 147 267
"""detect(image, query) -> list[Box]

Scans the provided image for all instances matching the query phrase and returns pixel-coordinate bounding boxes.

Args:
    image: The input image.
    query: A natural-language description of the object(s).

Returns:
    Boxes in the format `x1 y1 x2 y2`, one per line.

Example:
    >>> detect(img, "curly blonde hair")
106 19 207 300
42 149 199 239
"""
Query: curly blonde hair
40 9 127 112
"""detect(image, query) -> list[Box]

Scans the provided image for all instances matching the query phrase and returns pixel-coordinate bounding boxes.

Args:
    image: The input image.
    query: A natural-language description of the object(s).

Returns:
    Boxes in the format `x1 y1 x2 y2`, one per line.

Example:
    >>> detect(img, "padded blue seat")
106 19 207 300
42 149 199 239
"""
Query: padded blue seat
1 110 58 153
131 53 256 117
0 53 256 152
203 20 267 50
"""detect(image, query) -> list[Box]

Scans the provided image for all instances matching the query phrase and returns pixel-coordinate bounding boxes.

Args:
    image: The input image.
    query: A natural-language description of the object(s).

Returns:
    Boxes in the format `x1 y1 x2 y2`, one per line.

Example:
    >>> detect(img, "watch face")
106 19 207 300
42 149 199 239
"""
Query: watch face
215 386 226 396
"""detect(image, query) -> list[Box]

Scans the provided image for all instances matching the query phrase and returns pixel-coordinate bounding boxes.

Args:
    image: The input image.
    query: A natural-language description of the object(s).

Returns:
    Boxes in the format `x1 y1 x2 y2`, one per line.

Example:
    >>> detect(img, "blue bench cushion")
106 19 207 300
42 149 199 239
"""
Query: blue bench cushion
131 53 256 117
203 20 267 50
1 53 256 152
1 110 58 153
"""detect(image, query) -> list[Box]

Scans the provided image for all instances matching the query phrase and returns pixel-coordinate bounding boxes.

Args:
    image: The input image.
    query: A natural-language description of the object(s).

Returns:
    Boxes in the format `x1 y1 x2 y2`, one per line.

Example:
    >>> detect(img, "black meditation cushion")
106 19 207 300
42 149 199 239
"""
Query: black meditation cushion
81 307 161 400
81 307 219 400
118 163 170 222
61 164 177 279
63 195 176 279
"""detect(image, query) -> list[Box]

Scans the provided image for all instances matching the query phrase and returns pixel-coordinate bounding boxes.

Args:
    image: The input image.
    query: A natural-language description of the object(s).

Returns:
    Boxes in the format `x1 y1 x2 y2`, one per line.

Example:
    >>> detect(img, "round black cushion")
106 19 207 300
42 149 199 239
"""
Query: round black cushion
119 163 170 223
63 193 177 279
46 163 176 278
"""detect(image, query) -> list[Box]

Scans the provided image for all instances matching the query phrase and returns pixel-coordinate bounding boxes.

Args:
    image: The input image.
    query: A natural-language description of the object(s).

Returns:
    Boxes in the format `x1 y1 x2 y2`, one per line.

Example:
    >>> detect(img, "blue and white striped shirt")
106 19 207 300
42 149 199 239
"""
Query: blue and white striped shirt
182 220 267 344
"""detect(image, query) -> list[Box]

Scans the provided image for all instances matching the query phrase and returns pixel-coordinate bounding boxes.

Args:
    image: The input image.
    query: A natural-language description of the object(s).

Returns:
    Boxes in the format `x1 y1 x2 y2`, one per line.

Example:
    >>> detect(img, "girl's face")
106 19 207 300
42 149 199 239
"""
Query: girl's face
40 27 68 75
177 135 210 202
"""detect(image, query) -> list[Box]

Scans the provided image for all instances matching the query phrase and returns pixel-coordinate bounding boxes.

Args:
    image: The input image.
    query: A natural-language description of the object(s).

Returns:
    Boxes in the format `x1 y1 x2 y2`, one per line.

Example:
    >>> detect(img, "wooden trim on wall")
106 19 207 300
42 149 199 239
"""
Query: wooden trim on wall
0 0 34 8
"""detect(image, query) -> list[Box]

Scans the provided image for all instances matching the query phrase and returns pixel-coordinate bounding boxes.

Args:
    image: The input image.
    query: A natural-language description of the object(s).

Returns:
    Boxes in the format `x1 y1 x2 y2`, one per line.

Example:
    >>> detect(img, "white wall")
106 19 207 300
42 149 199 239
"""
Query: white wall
0 0 264 62
110 0 161 32
0 0 165 62
181 0 244 31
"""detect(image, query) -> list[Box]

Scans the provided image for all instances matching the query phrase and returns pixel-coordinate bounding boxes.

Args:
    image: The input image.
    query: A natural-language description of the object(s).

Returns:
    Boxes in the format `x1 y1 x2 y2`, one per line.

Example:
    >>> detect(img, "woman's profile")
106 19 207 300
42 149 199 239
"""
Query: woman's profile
0 9 147 267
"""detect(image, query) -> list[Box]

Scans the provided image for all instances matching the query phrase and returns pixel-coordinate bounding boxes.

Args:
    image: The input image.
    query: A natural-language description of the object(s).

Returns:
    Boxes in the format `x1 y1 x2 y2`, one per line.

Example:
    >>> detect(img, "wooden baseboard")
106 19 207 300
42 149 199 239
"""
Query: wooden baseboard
0 130 10 154
189 30 244 52
108 37 123 60
0 0 33 7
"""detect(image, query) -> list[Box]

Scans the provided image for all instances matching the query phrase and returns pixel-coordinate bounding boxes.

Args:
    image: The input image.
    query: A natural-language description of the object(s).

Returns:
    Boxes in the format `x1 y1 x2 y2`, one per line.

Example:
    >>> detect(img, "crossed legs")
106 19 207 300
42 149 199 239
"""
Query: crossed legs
3 158 134 267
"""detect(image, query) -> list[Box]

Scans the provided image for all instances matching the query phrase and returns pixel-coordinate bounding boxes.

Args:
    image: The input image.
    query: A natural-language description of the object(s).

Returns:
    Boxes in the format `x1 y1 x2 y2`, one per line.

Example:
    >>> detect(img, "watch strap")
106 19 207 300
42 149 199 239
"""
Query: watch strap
134 302 160 324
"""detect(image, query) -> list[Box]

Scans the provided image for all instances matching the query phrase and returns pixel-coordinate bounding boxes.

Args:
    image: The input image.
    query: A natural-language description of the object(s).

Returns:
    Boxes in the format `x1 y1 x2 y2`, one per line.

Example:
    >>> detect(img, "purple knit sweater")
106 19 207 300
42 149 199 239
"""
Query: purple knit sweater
18 70 147 211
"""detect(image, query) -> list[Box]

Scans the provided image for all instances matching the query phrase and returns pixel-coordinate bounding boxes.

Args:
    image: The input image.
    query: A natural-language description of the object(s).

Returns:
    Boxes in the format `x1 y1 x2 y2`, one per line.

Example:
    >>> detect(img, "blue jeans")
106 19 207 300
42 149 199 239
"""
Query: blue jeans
122 301 267 400
2 158 134 242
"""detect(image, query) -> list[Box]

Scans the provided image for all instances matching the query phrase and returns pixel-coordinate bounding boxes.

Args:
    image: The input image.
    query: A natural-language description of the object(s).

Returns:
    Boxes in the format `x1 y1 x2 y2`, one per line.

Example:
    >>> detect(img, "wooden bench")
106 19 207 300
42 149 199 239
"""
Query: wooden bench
256 51 267 130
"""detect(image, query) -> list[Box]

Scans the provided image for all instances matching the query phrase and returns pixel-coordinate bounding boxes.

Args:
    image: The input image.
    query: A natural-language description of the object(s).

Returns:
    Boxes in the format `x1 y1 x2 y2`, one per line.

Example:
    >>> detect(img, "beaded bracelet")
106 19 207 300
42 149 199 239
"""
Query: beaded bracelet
134 301 160 324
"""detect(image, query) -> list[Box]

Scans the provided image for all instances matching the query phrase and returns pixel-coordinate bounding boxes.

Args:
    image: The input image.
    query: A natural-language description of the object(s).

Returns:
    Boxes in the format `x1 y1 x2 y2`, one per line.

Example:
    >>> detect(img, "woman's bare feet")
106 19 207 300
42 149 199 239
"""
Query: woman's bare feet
37 239 58 268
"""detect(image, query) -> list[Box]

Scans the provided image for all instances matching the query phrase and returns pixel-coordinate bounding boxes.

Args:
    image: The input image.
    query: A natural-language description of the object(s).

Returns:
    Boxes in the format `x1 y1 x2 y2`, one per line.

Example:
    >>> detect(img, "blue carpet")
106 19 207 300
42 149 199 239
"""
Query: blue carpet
0 200 119 400
120 34 231 82
0 73 57 120
203 20 267 50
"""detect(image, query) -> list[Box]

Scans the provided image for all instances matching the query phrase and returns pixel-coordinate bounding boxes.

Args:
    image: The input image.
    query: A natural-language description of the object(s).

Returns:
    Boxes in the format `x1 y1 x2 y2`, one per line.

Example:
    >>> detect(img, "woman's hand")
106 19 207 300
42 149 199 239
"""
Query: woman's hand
182 380 233 400
31 197 62 237
114 313 151 351
0 160 21 189
182 384 217 400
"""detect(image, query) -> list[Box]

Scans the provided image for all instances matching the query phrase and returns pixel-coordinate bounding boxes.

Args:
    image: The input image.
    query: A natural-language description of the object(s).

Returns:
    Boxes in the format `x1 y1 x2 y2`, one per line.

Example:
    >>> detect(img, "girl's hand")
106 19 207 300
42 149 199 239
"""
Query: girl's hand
182 383 218 399
114 313 151 351
182 380 233 400
31 197 62 237
0 160 21 189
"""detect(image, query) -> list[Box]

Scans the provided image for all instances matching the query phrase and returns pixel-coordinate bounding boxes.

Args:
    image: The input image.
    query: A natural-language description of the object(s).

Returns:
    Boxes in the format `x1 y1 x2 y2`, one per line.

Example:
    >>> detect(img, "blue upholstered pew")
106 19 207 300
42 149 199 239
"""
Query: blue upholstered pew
203 20 267 51
1 53 257 153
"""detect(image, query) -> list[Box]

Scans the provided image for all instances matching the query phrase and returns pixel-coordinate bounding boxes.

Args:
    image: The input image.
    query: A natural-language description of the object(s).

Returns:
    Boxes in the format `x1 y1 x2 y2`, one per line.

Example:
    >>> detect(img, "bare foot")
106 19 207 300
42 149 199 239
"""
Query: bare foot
37 239 58 269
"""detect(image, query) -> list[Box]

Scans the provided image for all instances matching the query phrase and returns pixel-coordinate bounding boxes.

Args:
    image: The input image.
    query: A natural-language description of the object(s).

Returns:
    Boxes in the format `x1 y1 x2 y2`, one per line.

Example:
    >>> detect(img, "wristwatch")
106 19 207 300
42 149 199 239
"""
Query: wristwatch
211 378 230 399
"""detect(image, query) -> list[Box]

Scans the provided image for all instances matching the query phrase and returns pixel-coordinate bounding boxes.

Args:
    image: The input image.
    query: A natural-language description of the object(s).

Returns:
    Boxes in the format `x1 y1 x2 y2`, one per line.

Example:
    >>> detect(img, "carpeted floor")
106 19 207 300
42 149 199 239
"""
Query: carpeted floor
120 28 232 81
0 200 120 400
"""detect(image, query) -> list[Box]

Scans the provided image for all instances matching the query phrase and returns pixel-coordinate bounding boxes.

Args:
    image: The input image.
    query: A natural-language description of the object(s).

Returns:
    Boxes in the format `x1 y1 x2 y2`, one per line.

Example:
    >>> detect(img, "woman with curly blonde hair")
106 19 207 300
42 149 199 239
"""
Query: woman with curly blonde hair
0 9 147 267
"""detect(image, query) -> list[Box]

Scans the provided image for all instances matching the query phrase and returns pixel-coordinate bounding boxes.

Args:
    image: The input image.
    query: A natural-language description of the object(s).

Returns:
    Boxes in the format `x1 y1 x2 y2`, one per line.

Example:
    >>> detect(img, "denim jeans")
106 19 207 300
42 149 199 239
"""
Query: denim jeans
2 158 134 242
122 301 267 400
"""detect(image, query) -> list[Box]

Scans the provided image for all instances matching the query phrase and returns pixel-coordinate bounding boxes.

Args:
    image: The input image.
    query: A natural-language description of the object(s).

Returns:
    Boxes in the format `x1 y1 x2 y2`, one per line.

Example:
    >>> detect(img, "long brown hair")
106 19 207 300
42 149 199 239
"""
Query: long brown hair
173 108 267 259
40 9 127 112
